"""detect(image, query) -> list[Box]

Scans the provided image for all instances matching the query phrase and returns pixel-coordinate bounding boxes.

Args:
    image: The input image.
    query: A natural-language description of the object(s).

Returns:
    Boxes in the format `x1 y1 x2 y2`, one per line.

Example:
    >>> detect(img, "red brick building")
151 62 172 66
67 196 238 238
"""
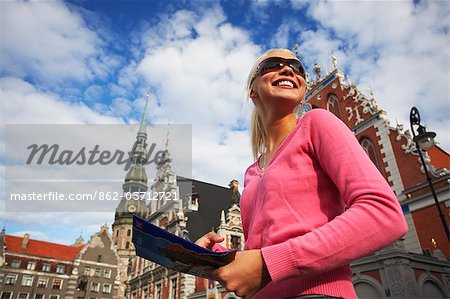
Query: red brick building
302 58 449 298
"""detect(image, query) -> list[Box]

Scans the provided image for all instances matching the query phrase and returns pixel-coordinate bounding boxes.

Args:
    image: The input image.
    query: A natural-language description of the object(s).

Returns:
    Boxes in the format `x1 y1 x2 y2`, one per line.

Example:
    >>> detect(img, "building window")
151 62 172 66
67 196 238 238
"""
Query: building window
142 287 148 299
91 282 100 292
42 263 51 272
56 265 65 274
125 241 130 249
97 255 102 263
49 296 59 299
170 277 178 299
83 267 91 276
230 235 241 250
22 275 33 287
155 283 161 299
116 230 119 237
103 269 111 278
326 94 342 119
37 277 48 288
27 261 36 270
4 274 17 285
11 259 21 268
102 284 111 294
52 279 62 289
94 268 101 277
1 293 12 299
360 138 381 170
17 294 29 299
34 295 44 299
127 229 131 237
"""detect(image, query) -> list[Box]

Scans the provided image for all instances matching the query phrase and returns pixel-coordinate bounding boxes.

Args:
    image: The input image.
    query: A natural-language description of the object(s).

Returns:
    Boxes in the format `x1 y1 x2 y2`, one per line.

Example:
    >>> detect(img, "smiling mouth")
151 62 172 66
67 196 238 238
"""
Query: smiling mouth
273 80 296 88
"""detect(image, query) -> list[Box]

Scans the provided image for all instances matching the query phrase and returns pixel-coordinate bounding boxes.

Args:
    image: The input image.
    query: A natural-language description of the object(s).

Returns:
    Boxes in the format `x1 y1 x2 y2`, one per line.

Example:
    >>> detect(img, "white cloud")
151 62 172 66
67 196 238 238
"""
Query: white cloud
0 0 116 85
297 1 450 150
135 7 259 185
0 77 123 125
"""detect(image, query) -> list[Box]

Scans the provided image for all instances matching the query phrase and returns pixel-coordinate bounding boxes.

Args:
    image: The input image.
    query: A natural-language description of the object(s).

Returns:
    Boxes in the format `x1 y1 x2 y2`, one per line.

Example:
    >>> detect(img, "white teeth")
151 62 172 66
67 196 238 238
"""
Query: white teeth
277 80 293 87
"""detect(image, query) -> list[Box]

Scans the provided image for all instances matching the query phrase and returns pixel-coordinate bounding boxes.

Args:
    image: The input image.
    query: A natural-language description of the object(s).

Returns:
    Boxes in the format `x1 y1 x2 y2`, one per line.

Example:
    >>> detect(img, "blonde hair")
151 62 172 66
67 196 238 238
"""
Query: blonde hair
246 49 299 160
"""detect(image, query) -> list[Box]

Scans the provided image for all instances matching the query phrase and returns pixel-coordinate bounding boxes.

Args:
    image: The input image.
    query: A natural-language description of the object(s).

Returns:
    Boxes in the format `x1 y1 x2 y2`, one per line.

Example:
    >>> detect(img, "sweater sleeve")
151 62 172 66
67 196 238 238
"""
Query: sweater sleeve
261 109 408 283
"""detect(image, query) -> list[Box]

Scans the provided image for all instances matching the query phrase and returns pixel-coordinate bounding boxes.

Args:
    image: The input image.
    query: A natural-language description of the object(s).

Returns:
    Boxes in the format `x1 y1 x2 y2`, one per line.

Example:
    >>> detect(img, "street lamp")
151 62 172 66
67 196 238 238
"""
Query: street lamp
409 107 450 242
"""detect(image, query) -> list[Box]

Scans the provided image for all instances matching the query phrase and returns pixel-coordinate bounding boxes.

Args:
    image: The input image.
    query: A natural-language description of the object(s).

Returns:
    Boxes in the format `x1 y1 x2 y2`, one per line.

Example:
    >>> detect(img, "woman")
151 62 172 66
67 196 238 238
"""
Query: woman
196 49 408 298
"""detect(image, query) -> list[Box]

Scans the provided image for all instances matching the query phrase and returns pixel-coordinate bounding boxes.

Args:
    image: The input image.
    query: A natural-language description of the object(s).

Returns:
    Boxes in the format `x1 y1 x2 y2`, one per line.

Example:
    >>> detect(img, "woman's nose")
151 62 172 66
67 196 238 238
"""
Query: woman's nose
279 64 294 76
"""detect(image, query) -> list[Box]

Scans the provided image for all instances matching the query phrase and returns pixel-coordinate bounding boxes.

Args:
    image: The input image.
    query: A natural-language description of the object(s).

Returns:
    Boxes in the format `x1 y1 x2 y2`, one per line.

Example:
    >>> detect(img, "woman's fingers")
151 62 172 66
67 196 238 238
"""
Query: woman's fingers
195 232 224 249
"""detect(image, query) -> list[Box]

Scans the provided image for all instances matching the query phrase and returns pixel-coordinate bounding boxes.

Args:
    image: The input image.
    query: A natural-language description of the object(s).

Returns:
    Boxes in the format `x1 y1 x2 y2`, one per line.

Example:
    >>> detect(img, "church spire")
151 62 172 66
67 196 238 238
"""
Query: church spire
113 94 150 228
138 94 150 138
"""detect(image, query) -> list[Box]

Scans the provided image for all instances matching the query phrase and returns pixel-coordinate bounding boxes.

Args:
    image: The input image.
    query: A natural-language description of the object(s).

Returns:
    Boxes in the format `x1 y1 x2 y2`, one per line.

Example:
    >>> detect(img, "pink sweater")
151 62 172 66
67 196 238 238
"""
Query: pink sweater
240 109 408 298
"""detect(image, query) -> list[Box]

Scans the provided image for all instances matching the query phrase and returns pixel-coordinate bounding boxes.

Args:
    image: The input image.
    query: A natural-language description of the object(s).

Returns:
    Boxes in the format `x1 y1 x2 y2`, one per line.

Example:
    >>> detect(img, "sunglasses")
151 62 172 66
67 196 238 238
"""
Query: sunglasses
255 57 306 79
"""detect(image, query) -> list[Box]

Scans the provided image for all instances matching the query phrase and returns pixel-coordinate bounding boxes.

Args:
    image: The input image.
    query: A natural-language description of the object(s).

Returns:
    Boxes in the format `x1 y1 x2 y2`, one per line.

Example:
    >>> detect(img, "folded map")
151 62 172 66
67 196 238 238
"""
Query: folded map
132 215 236 279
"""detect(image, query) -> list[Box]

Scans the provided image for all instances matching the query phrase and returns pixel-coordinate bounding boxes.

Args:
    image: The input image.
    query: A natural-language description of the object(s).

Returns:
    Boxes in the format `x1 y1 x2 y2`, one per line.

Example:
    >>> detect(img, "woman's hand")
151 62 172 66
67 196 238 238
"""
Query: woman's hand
194 231 224 250
211 249 271 298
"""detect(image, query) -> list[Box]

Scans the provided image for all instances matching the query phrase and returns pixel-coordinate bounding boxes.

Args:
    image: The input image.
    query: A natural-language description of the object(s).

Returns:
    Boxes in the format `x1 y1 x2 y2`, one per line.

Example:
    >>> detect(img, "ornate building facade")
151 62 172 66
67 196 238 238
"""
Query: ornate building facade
302 54 449 298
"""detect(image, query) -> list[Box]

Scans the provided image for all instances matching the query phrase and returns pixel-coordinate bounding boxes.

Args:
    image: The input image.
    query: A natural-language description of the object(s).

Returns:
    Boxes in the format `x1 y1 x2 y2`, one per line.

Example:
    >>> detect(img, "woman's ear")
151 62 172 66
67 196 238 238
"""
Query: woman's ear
249 89 258 99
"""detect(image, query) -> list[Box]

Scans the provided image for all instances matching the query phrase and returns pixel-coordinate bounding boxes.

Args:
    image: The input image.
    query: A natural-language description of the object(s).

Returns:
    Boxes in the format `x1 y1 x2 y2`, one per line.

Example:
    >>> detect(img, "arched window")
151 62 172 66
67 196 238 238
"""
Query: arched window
125 241 130 249
360 138 380 170
326 94 342 119
230 235 241 250
127 229 131 237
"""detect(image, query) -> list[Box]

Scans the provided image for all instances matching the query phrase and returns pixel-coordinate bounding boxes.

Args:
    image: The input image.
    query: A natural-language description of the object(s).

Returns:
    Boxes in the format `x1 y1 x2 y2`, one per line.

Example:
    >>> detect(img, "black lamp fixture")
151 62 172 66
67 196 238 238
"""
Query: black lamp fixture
409 107 449 242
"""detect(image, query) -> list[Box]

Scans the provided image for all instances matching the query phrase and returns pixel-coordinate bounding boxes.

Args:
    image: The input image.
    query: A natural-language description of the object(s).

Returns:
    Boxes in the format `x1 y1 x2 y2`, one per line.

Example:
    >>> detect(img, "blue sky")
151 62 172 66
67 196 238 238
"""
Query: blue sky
1 0 449 245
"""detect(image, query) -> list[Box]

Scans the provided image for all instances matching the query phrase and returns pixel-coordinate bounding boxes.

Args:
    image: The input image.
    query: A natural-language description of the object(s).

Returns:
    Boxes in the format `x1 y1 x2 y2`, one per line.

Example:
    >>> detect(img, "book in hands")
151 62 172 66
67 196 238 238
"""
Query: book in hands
132 215 236 279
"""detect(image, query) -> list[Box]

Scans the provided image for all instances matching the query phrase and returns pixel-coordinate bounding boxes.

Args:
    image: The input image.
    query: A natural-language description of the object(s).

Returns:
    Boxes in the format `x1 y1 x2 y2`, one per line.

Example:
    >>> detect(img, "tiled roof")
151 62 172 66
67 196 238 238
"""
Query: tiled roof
5 235 84 261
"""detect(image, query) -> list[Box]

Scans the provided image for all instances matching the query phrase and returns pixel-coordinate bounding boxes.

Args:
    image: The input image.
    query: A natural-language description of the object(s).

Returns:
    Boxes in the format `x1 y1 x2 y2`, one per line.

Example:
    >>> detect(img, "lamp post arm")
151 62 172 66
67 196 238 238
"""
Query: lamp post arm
415 143 450 242
409 106 449 242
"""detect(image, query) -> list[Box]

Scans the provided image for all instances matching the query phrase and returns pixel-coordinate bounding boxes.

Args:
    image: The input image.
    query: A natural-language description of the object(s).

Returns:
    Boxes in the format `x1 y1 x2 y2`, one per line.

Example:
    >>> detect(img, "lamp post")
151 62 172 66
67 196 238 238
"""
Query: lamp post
409 107 450 242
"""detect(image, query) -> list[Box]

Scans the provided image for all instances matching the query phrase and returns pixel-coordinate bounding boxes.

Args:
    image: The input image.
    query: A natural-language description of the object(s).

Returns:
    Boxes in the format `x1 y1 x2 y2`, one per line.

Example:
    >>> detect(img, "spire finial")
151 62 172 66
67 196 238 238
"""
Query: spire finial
139 94 150 134
165 119 171 150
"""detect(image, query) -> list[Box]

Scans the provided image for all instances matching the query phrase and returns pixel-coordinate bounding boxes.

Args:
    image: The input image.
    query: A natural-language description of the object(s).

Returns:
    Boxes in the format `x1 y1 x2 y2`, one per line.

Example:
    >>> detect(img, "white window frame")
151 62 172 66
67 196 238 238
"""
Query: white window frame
27 261 36 270
94 268 101 277
48 295 59 299
33 295 44 299
41 263 51 272
21 275 33 287
155 283 162 299
55 265 65 274
90 282 99 293
17 293 29 299
11 259 21 268
36 277 48 288
83 266 91 276
103 269 111 279
169 276 178 299
102 283 111 294
4 274 18 285
51 279 62 290
0 292 13 299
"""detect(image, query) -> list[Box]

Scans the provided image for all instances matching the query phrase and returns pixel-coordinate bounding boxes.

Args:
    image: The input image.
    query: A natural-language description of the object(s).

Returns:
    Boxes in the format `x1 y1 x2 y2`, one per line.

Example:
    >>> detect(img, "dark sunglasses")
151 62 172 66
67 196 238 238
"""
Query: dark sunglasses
255 57 306 79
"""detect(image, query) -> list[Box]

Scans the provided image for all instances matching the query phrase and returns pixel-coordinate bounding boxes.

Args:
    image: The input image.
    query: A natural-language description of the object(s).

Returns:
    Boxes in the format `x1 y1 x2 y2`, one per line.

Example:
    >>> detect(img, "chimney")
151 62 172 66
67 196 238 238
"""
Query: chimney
21 233 30 249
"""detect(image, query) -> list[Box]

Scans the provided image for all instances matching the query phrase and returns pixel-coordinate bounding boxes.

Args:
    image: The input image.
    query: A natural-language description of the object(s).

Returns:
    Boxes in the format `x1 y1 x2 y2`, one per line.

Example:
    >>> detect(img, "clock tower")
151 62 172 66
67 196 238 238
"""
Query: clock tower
112 95 151 297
